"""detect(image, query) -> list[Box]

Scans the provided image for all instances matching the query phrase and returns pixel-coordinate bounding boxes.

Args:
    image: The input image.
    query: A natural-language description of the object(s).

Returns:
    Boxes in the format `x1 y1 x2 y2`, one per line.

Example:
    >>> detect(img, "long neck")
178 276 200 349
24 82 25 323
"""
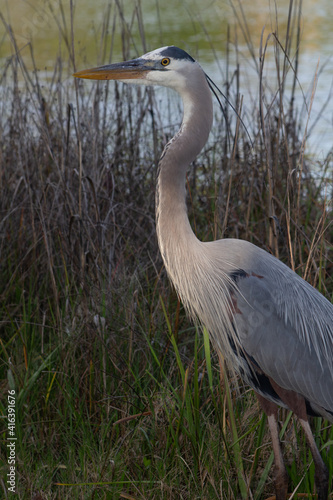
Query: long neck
155 72 213 282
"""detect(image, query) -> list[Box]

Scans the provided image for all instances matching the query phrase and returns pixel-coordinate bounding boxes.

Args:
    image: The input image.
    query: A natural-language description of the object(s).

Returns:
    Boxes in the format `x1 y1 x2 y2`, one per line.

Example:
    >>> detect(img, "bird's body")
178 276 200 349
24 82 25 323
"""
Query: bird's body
74 45 333 499
180 237 333 420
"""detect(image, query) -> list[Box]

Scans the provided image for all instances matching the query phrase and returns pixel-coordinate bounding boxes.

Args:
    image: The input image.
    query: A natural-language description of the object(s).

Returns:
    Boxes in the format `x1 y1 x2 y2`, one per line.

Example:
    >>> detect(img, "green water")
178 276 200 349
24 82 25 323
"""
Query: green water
1 0 332 155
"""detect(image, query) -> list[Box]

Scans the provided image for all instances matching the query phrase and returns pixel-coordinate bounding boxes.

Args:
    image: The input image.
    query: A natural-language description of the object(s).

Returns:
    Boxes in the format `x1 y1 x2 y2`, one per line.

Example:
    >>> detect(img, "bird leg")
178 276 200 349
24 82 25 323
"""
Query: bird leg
256 392 288 500
269 381 329 500
298 417 329 500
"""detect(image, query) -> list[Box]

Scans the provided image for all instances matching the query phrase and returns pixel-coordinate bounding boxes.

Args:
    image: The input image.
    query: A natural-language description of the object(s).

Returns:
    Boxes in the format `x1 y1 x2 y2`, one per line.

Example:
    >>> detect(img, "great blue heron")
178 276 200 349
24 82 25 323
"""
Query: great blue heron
74 46 333 499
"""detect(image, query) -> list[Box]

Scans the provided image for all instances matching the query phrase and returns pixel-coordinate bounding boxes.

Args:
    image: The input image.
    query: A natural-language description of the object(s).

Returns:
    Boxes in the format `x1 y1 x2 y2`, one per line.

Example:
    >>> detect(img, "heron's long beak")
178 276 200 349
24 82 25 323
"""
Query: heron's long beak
73 58 153 81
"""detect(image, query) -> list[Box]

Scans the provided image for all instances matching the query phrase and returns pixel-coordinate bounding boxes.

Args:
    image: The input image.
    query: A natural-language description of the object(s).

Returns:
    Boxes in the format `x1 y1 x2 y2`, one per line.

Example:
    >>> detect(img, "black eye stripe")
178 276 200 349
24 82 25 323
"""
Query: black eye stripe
159 46 195 62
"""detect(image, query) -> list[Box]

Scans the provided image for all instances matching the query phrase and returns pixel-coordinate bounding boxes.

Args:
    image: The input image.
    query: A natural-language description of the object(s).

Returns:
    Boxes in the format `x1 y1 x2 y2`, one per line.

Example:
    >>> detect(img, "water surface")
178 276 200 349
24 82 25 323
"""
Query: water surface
1 0 332 156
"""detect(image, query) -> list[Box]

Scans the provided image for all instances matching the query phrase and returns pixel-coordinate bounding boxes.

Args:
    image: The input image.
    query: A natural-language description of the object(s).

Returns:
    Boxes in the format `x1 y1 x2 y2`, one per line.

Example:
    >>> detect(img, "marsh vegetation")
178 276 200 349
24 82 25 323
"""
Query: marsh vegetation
0 1 332 498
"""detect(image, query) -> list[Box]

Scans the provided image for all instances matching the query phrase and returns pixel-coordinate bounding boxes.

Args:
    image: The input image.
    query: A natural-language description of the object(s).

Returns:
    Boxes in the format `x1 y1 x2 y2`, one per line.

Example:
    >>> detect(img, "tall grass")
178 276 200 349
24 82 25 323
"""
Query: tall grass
0 1 332 498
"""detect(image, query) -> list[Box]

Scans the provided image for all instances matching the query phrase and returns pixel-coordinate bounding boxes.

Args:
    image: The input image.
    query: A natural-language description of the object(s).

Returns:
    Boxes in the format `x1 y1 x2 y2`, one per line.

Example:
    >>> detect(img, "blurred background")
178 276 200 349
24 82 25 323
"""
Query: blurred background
1 0 333 156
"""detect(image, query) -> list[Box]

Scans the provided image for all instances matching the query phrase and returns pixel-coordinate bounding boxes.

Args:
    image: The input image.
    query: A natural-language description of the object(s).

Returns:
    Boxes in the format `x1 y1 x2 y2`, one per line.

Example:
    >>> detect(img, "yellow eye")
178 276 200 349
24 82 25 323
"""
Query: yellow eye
161 58 170 67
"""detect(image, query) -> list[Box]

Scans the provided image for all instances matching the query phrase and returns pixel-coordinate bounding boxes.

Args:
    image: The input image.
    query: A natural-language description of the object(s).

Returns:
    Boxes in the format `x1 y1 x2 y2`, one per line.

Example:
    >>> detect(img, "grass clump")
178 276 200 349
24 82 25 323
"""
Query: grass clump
0 1 332 498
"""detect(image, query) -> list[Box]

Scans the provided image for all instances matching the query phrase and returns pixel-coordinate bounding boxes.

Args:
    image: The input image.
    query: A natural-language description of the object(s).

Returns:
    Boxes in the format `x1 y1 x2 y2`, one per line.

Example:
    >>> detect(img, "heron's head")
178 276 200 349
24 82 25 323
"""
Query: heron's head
73 46 203 92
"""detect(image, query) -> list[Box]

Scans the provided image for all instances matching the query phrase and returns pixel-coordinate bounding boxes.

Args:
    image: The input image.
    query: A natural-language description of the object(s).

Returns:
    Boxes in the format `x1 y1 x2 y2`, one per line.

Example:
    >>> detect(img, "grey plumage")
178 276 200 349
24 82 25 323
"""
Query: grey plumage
74 45 333 499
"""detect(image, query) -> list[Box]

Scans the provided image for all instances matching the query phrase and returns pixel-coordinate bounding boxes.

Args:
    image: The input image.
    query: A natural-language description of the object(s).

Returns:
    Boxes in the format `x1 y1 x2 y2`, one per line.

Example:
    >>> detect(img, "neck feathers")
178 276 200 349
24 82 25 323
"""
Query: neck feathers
155 69 213 278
